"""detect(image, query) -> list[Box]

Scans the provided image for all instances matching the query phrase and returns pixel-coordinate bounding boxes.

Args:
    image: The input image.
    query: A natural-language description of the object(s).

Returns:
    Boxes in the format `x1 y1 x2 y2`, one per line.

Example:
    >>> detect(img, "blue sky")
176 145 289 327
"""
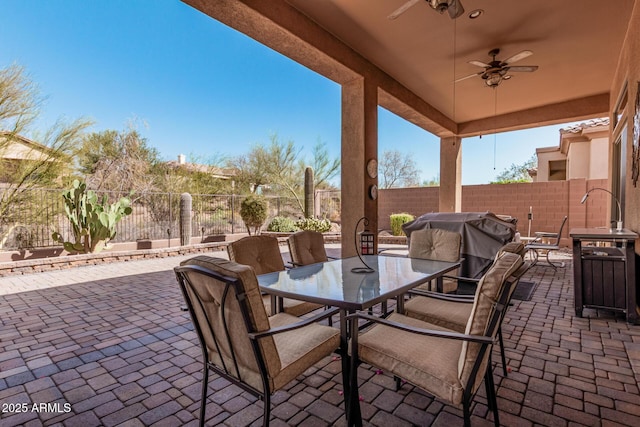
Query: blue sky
1 0 573 185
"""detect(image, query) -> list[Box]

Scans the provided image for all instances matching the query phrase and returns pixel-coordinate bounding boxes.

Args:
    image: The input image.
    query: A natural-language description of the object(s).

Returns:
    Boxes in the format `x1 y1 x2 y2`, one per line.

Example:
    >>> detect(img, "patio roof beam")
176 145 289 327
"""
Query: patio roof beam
457 93 610 138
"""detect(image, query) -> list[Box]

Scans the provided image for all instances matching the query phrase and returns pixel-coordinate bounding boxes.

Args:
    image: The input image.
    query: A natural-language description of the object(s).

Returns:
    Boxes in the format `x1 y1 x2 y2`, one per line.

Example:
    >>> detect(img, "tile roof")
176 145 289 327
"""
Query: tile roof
560 117 610 134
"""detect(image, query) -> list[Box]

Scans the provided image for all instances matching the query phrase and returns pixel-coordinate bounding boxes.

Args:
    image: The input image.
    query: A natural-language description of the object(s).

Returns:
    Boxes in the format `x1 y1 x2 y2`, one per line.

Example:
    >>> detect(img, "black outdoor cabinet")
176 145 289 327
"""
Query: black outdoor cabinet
570 228 639 324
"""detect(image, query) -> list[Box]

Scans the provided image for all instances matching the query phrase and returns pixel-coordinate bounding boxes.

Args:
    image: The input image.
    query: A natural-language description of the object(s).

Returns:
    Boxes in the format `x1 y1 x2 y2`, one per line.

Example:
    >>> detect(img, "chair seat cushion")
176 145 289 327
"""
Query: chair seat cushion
404 296 471 332
261 295 323 317
282 300 324 317
269 313 340 391
357 313 465 404
414 278 459 294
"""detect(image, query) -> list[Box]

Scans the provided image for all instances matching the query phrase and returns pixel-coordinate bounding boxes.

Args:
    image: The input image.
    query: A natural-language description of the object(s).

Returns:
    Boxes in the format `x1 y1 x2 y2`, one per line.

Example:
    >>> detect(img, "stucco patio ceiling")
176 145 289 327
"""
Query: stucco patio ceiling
185 0 634 136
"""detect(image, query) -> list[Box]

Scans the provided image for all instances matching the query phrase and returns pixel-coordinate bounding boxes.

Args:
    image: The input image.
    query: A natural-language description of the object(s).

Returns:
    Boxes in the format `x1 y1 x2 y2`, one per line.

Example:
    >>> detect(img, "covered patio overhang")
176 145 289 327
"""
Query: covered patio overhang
182 0 639 256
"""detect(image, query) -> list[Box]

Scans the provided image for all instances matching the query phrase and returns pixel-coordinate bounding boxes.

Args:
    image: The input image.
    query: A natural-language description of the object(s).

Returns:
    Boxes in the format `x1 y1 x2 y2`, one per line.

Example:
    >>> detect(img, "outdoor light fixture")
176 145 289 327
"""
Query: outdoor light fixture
468 9 483 19
580 187 623 232
485 72 503 87
484 71 511 87
352 217 375 273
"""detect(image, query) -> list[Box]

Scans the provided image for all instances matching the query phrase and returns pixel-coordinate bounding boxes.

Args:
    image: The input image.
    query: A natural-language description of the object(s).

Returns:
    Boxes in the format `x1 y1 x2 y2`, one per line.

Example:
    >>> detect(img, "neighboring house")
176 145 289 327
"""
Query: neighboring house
0 131 57 183
530 118 610 182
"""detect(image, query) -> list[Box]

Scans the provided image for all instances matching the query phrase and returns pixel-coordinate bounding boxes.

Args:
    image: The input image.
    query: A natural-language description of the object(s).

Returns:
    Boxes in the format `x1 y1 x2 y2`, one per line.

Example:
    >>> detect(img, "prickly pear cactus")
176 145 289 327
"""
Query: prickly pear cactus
52 180 133 253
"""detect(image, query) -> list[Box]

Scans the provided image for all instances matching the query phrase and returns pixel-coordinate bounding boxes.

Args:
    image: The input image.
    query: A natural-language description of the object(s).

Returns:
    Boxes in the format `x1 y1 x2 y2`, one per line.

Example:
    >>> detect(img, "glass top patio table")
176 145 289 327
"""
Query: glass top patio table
256 254 460 351
257 254 460 426
257 254 460 312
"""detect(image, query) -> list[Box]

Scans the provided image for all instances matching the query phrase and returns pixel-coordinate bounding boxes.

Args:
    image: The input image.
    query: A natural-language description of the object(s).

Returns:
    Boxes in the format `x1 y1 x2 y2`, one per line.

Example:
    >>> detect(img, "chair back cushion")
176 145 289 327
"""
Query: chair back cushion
409 228 461 262
178 256 281 392
287 230 329 266
458 252 523 386
227 235 286 275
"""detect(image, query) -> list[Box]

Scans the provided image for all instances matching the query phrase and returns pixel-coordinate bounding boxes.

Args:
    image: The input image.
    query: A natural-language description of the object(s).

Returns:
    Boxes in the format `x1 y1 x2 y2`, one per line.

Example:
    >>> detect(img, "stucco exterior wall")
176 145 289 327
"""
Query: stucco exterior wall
567 141 591 179
589 137 609 179
536 148 567 182
610 1 640 254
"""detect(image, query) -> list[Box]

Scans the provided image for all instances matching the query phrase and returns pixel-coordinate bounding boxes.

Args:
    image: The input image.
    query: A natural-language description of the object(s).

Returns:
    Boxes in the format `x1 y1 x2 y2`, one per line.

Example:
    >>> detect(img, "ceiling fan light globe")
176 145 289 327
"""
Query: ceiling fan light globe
431 0 449 14
486 73 502 87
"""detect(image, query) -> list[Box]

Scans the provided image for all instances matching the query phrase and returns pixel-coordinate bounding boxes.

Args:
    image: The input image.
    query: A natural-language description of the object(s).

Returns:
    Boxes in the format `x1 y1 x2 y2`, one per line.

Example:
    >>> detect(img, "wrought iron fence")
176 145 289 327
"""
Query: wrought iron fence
0 187 340 250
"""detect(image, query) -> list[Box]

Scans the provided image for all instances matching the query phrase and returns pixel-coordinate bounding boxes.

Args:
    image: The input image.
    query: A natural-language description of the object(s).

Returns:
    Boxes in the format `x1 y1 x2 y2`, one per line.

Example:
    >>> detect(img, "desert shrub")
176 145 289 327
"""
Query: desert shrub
295 217 331 233
267 216 299 232
240 195 268 235
390 213 414 236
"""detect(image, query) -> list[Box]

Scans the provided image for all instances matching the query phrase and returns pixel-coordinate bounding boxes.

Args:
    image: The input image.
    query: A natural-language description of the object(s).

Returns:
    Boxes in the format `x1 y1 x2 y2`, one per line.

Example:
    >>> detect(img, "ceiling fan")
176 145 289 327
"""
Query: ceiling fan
388 0 465 20
456 48 539 87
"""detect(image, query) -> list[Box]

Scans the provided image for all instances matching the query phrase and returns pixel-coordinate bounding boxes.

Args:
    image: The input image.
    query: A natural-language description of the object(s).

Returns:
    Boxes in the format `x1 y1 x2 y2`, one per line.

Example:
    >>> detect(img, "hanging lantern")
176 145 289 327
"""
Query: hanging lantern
353 217 375 273
360 228 375 255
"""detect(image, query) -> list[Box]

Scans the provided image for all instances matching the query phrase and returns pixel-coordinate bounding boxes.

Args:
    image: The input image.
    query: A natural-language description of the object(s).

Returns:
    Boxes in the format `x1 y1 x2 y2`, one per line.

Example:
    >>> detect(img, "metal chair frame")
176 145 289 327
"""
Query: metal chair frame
348 256 522 427
175 264 337 427
526 216 568 269
406 260 530 376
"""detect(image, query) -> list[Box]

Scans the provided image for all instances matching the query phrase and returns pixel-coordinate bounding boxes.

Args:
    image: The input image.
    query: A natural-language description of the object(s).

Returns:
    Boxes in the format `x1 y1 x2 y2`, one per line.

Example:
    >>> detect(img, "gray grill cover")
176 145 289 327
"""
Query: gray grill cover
402 212 517 279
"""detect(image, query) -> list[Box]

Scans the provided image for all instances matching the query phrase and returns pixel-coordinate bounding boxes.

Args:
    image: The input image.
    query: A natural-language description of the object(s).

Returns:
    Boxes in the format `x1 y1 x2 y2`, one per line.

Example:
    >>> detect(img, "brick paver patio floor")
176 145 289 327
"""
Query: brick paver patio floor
1 248 640 426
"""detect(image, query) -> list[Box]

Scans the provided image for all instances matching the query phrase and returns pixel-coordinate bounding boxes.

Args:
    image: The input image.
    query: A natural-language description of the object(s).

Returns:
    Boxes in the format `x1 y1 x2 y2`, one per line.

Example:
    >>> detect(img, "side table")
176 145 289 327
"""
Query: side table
570 228 638 324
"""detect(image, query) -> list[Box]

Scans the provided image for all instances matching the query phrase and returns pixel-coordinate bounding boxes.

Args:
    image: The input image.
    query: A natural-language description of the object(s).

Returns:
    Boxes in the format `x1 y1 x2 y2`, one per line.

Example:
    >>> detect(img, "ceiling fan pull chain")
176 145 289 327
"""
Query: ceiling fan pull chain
493 88 498 170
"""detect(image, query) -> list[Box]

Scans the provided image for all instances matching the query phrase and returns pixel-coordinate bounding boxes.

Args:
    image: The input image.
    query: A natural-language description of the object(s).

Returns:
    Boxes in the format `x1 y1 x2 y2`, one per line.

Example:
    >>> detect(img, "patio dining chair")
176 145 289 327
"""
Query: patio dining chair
525 215 568 269
408 228 462 293
175 256 340 427
404 242 530 376
227 235 323 316
348 252 524 427
287 230 337 266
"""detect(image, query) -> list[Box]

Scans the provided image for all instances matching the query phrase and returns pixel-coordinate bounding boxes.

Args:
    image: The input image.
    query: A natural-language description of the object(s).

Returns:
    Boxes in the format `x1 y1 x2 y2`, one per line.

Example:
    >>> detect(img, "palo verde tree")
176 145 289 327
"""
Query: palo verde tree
0 64 91 247
76 125 162 197
227 134 340 215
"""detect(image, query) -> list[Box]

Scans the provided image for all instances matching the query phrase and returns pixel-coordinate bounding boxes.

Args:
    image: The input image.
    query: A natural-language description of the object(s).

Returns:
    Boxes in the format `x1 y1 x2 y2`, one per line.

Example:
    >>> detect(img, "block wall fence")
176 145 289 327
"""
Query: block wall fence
378 178 610 247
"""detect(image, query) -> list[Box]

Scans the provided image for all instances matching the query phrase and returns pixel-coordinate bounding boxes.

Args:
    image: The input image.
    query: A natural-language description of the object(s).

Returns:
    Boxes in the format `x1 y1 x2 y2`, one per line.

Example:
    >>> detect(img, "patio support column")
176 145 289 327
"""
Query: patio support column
341 77 378 257
439 136 462 212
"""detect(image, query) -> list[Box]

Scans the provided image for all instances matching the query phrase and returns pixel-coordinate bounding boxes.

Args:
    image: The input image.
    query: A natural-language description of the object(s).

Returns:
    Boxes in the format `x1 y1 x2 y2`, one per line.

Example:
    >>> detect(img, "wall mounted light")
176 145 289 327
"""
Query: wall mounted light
580 187 623 232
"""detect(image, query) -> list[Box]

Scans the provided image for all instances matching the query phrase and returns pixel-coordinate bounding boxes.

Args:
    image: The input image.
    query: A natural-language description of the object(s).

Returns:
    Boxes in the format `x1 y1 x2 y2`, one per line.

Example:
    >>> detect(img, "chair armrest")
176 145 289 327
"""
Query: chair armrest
443 274 480 283
407 288 475 302
288 257 338 267
347 312 493 344
378 247 409 256
534 231 557 237
249 307 340 339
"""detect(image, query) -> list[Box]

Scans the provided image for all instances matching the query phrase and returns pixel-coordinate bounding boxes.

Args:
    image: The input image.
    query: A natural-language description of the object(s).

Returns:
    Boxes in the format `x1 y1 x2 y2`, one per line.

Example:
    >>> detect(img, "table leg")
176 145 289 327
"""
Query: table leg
396 293 405 313
340 309 362 426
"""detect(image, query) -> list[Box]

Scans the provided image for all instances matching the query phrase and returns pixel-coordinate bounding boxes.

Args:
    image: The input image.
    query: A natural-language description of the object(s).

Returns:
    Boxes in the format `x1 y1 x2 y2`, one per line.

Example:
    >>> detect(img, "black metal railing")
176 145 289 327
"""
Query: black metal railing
0 187 342 250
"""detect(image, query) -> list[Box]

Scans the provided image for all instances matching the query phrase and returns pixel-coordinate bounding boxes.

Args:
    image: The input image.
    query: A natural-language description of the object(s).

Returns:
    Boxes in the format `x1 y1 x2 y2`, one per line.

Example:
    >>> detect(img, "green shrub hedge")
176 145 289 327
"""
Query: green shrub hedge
295 217 331 233
390 213 414 236
267 216 299 232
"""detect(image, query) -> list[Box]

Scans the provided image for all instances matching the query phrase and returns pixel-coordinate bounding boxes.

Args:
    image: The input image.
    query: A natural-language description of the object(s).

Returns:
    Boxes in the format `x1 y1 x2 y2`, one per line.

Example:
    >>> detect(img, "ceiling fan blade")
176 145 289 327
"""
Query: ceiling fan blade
448 0 465 19
469 60 491 68
388 0 421 20
507 65 539 72
503 50 533 64
455 72 482 83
